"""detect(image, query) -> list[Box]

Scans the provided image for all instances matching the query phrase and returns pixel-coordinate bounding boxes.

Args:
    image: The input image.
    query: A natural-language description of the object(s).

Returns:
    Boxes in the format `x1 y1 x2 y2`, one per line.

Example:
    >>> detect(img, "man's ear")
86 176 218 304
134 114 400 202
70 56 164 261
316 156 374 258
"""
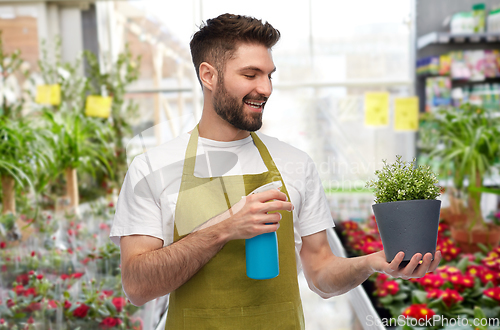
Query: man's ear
199 62 217 91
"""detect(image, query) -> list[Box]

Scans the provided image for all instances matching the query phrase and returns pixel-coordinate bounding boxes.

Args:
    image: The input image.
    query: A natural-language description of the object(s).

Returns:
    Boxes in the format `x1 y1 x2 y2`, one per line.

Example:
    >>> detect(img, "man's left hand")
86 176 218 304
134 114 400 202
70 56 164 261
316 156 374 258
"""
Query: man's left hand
368 250 442 279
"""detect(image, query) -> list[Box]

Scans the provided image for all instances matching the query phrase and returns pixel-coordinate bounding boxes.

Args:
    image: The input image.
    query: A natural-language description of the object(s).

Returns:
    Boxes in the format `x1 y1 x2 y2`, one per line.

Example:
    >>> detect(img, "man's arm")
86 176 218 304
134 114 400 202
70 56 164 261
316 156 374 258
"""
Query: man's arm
300 230 442 299
120 189 293 306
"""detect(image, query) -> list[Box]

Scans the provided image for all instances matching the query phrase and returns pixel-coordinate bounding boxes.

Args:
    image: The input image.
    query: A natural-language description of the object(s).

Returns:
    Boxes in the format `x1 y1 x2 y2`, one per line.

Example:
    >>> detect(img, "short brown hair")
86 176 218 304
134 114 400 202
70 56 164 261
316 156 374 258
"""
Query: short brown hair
190 13 281 86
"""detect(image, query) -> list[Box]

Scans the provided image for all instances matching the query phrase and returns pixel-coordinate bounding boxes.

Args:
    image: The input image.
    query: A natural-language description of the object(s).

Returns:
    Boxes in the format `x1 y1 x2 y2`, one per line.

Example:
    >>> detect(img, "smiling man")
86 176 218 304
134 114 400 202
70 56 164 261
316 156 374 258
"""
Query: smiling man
111 13 441 330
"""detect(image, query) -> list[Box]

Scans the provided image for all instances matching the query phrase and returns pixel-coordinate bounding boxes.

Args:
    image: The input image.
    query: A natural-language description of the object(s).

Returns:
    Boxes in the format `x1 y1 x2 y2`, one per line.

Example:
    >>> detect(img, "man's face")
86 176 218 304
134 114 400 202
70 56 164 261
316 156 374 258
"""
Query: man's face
212 43 276 132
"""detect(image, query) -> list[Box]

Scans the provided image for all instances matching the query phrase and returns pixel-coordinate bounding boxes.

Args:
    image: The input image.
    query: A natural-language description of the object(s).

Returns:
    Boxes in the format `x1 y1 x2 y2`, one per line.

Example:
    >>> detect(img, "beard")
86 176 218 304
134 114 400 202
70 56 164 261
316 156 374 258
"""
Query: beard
212 75 266 132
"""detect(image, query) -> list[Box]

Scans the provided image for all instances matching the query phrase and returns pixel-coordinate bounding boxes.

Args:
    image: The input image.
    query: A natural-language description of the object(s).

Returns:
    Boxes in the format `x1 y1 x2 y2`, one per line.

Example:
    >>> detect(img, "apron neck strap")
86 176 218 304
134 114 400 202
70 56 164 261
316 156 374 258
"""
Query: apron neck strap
182 125 279 176
250 132 279 174
183 125 200 176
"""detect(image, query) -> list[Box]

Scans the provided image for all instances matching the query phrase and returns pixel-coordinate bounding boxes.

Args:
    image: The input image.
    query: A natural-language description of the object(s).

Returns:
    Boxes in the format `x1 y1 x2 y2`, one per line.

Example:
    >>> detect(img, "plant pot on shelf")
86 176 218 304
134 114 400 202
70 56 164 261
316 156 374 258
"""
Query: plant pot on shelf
442 211 468 227
372 199 441 266
450 224 500 253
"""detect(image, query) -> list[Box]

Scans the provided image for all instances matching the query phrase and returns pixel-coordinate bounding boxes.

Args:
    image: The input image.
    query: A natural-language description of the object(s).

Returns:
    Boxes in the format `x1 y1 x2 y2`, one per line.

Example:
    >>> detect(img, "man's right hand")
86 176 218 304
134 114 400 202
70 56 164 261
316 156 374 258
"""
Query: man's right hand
222 189 293 240
120 188 293 306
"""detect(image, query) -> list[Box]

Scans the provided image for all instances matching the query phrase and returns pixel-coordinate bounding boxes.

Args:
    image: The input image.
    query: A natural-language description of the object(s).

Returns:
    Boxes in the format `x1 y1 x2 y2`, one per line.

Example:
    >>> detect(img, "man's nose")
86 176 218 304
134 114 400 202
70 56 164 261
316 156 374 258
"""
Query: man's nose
256 76 272 97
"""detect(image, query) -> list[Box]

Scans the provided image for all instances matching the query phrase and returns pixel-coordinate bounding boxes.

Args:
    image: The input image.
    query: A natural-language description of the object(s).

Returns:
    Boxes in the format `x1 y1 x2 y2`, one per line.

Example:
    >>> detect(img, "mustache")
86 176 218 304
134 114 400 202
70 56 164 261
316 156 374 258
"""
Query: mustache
243 94 268 102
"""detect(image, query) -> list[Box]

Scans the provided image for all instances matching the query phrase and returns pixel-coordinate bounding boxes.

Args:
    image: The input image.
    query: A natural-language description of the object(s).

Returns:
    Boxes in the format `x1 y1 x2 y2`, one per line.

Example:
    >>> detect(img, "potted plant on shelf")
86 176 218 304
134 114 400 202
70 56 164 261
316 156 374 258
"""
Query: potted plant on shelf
426 103 500 252
34 40 115 214
366 155 442 266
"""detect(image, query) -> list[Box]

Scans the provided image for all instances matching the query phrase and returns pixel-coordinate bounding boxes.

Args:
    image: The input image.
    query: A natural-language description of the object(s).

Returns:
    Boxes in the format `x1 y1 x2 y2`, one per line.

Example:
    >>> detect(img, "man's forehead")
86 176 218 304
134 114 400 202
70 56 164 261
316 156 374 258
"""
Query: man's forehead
227 43 275 71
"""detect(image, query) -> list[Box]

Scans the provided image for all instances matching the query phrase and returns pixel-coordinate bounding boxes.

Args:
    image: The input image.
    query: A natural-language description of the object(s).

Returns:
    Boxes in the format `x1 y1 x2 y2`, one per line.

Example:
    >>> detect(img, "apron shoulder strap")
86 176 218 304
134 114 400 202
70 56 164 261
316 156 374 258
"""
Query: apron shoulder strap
183 125 200 176
250 132 279 174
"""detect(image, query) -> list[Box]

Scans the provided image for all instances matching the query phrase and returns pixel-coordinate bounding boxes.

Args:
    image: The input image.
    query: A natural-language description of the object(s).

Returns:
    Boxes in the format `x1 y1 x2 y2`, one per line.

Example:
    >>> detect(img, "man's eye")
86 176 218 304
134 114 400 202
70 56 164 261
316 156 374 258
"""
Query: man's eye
245 75 255 78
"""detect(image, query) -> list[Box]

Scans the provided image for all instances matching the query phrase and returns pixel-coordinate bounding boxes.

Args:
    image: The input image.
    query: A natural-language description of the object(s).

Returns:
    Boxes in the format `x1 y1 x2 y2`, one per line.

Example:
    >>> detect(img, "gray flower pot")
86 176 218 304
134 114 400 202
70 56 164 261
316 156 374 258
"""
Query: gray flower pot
372 199 441 265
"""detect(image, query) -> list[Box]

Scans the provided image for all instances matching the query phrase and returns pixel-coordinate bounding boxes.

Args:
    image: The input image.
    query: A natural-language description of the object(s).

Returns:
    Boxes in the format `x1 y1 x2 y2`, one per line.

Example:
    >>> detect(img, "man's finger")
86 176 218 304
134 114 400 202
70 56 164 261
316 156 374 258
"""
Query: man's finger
388 252 405 273
427 251 442 272
252 189 287 202
261 200 294 213
401 253 422 276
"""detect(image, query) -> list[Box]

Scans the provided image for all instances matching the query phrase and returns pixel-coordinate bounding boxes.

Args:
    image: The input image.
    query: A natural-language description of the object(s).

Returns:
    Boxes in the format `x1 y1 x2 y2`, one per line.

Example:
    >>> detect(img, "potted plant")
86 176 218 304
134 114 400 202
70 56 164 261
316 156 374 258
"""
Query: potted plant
0 31 52 244
366 155 442 266
425 103 500 252
34 40 115 214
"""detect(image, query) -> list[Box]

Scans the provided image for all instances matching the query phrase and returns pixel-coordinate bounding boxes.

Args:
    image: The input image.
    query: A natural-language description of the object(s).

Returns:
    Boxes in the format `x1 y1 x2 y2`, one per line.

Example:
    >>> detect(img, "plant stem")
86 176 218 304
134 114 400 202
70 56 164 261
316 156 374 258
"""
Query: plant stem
1 175 16 214
65 167 79 212
468 169 485 229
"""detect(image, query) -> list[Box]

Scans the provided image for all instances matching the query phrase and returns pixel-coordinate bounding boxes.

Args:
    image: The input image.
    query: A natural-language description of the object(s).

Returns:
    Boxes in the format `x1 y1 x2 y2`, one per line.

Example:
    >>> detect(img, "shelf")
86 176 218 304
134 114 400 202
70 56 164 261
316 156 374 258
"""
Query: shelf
417 32 500 50
416 75 500 84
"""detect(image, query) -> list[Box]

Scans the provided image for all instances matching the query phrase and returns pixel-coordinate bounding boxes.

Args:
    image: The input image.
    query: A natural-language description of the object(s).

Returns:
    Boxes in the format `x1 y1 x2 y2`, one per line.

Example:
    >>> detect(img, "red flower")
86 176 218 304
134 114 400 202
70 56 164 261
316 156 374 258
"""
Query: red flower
13 285 25 296
28 270 35 275
16 274 29 286
61 274 70 280
6 299 15 308
402 303 436 321
440 244 461 261
466 265 485 277
426 289 443 299
73 303 90 318
0 242 6 249
48 300 57 309
342 220 359 231
448 273 475 292
479 269 498 286
418 274 444 288
36 274 44 280
0 319 4 324
484 287 500 302
100 290 114 299
100 317 121 329
112 297 127 313
361 241 383 254
438 265 461 275
437 222 449 234
30 251 35 257
24 302 41 312
64 300 72 309
27 316 34 324
72 272 84 279
383 281 399 295
23 287 36 297
482 257 500 271
441 288 463 307
375 273 389 287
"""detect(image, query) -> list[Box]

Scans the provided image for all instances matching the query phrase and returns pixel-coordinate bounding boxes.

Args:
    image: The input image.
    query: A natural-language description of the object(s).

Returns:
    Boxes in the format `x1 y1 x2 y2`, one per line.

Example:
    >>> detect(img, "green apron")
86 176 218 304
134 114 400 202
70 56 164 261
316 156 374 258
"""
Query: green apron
165 126 304 329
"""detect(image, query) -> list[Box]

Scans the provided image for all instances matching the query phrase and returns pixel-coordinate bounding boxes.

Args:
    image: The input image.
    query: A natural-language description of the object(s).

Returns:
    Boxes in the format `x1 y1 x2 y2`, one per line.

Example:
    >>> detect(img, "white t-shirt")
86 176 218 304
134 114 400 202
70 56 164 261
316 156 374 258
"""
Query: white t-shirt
110 131 335 272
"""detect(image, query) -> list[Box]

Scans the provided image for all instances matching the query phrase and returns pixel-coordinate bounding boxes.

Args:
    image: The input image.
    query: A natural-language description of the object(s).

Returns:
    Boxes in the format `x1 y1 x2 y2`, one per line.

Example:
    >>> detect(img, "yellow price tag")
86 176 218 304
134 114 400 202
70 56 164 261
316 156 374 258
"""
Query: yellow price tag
364 92 389 126
85 95 112 118
394 97 419 131
36 84 61 105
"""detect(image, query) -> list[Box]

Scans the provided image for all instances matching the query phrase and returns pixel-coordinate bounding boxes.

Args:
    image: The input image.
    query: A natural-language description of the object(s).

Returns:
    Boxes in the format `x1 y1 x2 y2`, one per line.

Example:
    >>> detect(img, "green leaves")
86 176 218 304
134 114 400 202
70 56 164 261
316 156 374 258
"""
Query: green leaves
366 155 441 203
0 117 53 204
428 104 500 190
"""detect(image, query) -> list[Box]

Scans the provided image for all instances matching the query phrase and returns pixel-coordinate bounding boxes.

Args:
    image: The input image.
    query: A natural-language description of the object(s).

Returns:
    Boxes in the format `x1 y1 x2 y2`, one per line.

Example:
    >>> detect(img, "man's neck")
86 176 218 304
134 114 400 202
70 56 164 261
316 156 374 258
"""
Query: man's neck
198 112 251 142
